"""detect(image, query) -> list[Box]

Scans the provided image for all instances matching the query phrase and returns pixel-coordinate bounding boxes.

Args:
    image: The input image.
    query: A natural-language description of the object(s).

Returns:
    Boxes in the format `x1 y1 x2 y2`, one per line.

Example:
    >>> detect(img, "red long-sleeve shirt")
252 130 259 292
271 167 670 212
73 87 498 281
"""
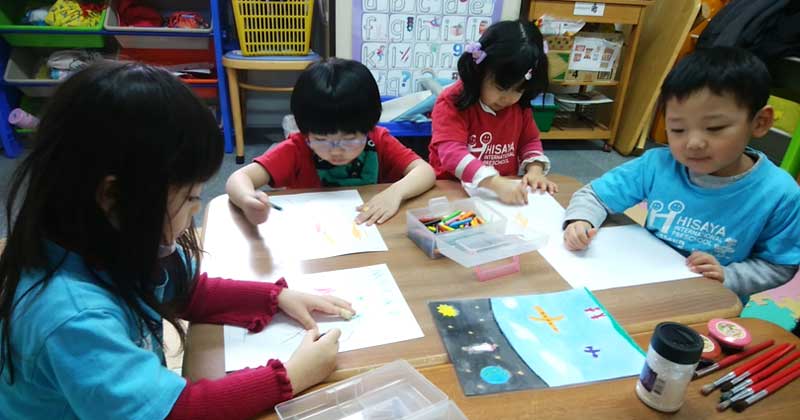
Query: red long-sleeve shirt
166 274 294 420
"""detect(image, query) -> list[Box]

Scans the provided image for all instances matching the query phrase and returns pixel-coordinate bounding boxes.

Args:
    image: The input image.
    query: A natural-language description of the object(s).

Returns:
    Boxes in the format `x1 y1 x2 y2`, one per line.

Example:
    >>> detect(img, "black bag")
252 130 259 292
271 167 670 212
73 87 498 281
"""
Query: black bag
697 0 800 61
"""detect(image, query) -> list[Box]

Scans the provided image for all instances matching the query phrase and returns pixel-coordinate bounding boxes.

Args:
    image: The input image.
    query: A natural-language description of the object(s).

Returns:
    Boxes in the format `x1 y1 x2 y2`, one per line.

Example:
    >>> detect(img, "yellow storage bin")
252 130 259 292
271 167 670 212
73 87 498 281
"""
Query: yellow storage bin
231 0 314 56
769 95 800 135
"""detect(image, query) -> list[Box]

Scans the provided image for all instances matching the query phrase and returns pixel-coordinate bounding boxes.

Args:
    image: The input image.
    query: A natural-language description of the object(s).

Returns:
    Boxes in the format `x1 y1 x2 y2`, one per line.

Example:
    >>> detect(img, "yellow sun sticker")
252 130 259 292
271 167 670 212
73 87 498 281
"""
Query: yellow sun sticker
437 304 459 317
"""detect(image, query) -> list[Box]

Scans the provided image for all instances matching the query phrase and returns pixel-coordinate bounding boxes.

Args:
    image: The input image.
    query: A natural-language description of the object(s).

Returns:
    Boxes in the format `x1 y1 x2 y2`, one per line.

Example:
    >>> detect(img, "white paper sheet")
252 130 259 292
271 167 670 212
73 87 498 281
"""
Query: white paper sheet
463 184 565 239
539 225 697 290
261 190 388 261
224 264 423 372
464 184 697 290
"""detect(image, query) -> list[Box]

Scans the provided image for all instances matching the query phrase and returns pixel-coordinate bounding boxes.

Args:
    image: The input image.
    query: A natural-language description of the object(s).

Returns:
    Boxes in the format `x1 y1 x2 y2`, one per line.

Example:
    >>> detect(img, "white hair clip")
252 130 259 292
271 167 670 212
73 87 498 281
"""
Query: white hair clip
524 68 533 80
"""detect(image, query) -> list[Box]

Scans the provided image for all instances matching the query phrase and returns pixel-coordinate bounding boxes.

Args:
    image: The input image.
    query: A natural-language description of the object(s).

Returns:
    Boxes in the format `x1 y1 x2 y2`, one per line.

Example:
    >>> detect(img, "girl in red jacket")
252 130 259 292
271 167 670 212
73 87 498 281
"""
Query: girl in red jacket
430 20 558 204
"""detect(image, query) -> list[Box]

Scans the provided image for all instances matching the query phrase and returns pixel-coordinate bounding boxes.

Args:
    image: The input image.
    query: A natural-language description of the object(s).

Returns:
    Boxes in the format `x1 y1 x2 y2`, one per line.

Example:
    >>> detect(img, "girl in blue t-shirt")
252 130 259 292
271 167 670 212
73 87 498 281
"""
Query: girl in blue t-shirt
0 62 353 419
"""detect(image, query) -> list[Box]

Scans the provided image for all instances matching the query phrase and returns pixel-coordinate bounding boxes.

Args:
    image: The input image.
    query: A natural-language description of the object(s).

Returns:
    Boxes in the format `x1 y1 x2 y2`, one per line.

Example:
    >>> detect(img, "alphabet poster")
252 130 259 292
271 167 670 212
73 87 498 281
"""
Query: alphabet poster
353 0 503 97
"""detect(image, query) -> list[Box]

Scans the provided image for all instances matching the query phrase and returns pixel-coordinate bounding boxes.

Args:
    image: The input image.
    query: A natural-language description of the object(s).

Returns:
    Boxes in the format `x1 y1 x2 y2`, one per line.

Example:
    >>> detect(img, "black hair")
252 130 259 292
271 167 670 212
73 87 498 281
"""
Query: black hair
659 47 771 117
290 58 382 135
456 20 549 110
0 61 223 383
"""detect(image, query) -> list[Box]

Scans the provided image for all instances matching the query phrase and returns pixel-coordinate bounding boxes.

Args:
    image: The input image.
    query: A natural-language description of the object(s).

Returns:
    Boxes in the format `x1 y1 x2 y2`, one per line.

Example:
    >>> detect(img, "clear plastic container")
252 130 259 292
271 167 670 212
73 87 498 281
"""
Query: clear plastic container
406 197 546 280
275 360 467 420
406 196 505 259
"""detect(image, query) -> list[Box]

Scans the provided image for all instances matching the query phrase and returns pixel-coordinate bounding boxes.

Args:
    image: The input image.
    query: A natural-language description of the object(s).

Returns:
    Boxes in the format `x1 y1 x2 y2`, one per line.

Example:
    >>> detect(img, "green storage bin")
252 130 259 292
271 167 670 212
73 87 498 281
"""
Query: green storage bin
531 93 557 132
0 3 107 48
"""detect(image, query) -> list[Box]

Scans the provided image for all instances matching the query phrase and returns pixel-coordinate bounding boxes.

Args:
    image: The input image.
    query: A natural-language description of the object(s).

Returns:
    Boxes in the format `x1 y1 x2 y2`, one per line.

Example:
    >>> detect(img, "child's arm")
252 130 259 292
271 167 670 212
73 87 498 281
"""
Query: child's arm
688 254 798 298
178 273 354 331
356 159 435 225
518 110 557 193
563 184 610 250
168 330 341 420
225 163 274 225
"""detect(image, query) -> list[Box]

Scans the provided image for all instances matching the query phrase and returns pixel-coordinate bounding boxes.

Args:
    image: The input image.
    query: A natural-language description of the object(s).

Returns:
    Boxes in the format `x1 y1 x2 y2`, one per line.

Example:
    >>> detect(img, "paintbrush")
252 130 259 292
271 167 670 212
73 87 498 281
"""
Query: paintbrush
731 362 800 412
700 341 780 395
721 350 800 401
717 362 800 411
720 343 795 392
694 339 773 381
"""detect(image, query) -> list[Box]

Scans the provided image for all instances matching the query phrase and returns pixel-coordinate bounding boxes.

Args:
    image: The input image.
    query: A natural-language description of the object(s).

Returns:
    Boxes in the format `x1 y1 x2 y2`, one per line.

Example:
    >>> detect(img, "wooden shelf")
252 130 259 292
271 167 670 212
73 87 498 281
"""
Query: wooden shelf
557 80 619 87
541 114 610 140
541 127 611 140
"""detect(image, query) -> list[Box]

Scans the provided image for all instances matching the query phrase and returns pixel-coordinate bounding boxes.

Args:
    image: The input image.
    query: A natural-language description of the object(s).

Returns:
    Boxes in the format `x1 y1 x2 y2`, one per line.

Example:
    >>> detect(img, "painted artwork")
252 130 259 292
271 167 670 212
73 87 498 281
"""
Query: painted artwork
225 264 423 372
430 288 645 395
261 190 388 261
353 1 503 97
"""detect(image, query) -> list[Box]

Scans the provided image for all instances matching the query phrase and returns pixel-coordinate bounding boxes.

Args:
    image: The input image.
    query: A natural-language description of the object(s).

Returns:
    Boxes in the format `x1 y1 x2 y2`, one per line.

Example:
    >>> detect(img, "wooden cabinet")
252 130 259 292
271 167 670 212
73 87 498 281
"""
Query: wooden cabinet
528 0 653 150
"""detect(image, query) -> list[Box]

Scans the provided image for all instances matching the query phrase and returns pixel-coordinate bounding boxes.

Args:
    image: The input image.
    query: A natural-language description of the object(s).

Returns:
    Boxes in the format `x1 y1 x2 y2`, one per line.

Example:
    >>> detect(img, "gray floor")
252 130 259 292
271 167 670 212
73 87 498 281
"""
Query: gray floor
0 130 640 238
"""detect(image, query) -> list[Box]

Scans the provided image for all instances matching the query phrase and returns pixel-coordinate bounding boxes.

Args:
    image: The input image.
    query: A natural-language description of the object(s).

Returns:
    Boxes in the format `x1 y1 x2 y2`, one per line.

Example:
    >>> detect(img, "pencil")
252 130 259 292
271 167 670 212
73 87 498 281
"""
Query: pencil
269 202 283 211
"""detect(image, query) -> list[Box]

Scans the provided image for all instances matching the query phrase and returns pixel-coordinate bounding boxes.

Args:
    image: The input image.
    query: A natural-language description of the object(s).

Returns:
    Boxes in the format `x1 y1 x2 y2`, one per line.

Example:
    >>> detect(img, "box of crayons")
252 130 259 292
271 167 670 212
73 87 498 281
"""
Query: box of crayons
406 197 545 278
406 196 505 259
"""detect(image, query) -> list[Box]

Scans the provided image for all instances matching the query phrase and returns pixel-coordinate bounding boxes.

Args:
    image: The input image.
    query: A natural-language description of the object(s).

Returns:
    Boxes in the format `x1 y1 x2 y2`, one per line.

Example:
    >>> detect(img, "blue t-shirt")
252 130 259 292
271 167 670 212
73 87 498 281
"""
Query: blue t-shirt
0 242 187 420
591 148 800 266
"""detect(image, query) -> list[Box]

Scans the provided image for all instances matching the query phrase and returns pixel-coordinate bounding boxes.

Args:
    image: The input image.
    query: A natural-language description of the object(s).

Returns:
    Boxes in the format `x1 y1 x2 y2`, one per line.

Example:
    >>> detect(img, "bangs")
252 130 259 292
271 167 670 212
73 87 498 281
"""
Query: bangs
491 45 539 92
296 89 381 135
291 59 382 135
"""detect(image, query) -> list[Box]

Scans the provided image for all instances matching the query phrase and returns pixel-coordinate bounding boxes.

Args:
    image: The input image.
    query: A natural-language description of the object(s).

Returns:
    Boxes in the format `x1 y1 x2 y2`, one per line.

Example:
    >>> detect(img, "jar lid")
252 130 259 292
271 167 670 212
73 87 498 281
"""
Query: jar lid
707 318 752 350
651 322 704 365
699 333 721 360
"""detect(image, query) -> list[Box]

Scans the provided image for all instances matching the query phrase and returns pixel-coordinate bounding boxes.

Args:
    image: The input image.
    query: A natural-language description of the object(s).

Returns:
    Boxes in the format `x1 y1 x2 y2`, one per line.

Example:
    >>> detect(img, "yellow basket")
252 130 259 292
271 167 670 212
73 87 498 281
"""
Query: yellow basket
232 0 314 56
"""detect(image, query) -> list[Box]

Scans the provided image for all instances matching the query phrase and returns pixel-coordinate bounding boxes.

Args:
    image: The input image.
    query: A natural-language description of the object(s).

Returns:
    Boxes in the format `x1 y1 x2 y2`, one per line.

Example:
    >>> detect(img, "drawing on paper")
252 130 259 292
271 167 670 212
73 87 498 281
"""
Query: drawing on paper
528 306 564 333
437 303 459 317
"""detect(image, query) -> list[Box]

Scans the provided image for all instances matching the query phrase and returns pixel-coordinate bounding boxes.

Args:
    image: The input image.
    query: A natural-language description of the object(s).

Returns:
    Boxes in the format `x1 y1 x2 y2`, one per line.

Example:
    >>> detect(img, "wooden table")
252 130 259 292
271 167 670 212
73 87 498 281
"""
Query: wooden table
255 318 800 420
184 175 741 382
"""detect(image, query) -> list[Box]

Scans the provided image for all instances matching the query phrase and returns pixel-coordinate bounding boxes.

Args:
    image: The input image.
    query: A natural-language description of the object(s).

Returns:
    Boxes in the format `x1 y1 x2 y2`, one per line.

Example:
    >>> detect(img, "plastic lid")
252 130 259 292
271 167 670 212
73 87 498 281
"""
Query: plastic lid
699 333 721 360
707 318 752 349
650 322 704 365
436 229 546 268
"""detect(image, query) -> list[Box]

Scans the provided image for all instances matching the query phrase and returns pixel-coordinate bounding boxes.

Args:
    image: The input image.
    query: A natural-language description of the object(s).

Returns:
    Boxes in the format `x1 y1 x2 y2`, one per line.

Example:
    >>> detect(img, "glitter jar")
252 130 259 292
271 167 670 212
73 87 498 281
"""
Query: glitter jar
636 322 703 412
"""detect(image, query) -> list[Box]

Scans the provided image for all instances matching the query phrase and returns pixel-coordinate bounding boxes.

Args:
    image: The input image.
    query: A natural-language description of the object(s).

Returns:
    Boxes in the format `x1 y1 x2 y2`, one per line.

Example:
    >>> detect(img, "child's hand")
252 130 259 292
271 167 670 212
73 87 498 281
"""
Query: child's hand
239 191 272 225
485 176 528 205
355 189 403 225
687 251 724 282
277 289 355 330
284 328 341 394
521 172 558 194
563 220 597 251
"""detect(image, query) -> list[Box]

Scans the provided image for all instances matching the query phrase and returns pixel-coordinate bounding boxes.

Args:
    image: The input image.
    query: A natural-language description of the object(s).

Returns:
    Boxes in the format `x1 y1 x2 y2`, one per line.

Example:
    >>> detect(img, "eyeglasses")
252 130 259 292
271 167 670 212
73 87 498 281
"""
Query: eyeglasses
306 137 367 153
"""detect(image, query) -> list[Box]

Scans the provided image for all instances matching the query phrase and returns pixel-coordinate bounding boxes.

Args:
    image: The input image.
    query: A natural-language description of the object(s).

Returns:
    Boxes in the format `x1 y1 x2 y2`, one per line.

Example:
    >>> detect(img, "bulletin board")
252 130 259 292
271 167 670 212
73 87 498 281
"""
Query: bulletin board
352 1 504 97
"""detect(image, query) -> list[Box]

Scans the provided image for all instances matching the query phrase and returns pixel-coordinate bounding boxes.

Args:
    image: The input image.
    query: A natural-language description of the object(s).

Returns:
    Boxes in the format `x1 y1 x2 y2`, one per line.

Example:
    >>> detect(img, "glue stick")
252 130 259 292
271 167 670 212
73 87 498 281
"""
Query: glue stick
636 322 703 412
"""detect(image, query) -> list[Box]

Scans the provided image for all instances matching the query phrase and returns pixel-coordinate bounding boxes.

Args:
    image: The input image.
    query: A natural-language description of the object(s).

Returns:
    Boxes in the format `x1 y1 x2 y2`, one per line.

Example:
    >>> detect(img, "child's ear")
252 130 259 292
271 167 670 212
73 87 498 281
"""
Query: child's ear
95 175 118 218
750 105 774 138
